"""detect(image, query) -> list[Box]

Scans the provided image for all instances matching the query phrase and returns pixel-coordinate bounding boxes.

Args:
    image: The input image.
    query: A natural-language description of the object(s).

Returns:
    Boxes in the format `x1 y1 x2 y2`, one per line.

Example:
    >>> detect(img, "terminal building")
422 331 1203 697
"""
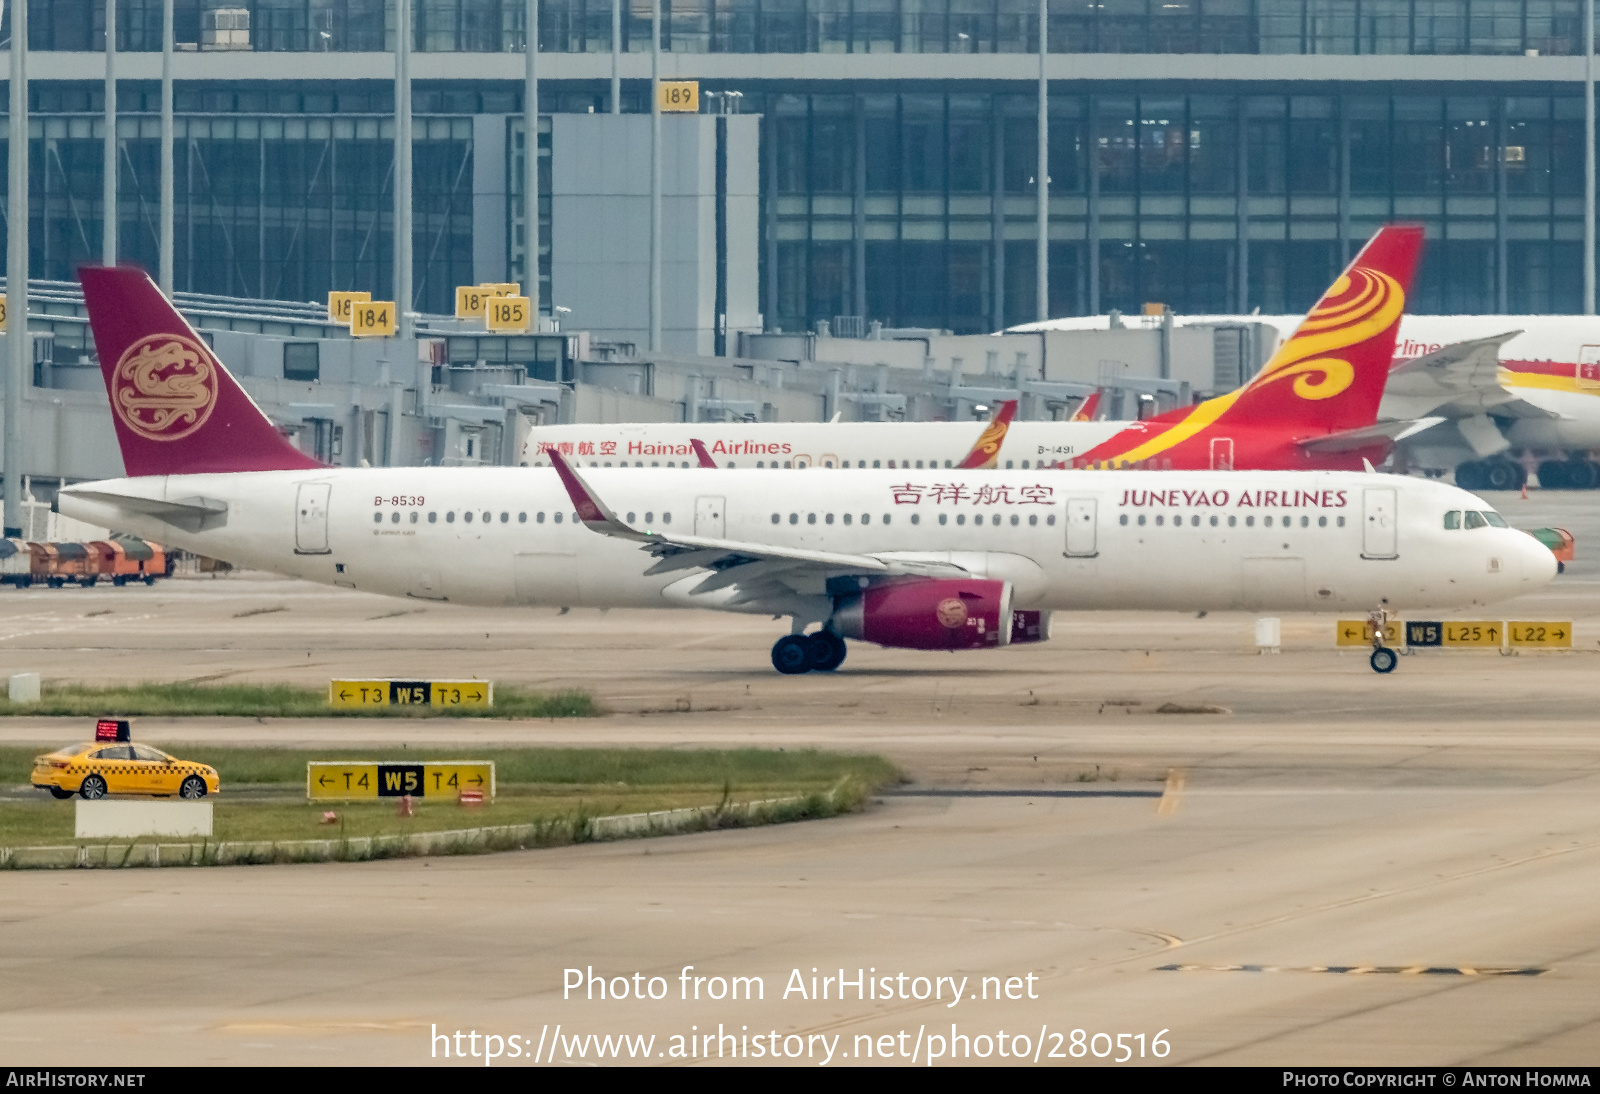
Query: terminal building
0 1 1594 511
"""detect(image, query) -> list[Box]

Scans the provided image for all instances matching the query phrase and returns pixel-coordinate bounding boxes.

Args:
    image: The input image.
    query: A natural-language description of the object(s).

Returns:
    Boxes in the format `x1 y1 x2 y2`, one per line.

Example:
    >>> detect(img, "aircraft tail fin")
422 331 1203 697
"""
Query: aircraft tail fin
1069 390 1102 422
1223 224 1423 432
956 399 1018 470
78 265 323 477
690 438 718 468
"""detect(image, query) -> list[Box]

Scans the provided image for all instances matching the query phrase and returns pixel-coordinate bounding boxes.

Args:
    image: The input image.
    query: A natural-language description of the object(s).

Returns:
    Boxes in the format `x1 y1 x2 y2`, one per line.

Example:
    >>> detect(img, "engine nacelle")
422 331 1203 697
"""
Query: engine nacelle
832 578 1013 651
1010 609 1052 645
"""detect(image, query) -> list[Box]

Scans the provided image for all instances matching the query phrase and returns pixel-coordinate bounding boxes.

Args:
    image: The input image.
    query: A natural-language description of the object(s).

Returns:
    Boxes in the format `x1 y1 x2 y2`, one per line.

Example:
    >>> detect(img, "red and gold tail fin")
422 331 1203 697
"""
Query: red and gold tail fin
1073 224 1422 469
1069 390 1102 422
956 399 1018 470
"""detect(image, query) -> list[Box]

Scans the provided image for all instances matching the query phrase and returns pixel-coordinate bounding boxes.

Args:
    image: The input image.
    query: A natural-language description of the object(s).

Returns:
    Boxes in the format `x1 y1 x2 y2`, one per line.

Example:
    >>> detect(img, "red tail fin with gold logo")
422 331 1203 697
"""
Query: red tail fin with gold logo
1074 224 1423 471
80 266 323 477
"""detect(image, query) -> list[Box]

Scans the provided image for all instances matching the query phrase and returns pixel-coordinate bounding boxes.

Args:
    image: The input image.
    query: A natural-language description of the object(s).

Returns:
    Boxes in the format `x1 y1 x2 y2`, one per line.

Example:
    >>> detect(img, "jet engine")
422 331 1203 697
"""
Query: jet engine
831 578 1016 651
1009 609 1052 645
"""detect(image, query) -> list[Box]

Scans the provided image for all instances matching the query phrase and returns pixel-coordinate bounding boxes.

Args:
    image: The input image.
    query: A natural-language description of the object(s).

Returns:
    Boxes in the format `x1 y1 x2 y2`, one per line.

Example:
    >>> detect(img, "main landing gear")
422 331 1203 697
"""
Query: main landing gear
771 630 848 675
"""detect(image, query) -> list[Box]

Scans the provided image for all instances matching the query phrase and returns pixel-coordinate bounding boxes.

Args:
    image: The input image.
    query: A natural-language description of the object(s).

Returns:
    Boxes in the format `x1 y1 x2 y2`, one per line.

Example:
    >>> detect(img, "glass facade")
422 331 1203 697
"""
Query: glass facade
7 0 1589 55
0 2 1594 332
762 88 1587 331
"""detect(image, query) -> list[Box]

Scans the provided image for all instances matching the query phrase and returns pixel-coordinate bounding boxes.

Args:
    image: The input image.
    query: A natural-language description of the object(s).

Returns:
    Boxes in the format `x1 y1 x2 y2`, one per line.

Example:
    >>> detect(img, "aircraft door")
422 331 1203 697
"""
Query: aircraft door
294 483 332 555
1064 498 1098 557
695 496 726 539
1210 437 1234 470
1362 487 1398 559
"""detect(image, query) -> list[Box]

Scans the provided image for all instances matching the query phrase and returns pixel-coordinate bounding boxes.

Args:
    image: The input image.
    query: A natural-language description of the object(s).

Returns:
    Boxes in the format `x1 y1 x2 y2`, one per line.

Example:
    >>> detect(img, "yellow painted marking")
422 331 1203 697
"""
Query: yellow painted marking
328 680 391 709
485 295 531 332
350 300 396 337
1157 769 1186 816
1507 621 1572 648
430 680 493 707
455 285 490 319
658 80 699 113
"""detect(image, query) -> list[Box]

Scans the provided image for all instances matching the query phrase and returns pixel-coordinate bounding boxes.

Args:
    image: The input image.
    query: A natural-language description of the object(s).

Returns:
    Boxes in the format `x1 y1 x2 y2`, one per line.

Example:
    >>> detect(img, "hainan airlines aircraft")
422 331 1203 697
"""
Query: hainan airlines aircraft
57 264 1551 676
1019 312 1600 490
522 226 1423 475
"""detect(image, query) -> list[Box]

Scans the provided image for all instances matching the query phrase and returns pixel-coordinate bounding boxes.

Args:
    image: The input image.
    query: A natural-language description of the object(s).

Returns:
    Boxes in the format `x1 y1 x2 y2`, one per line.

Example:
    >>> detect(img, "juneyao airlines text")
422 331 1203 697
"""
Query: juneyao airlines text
565 966 1040 1007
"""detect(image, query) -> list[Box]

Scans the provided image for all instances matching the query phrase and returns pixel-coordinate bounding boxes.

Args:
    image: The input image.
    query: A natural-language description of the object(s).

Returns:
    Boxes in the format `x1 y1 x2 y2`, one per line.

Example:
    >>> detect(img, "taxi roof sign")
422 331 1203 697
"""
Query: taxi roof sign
95 718 130 742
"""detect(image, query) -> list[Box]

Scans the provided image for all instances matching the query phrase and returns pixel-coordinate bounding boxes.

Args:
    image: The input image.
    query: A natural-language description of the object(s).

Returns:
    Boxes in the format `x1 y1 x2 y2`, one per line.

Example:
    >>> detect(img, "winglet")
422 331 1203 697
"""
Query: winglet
545 448 644 538
956 399 1018 470
690 438 718 468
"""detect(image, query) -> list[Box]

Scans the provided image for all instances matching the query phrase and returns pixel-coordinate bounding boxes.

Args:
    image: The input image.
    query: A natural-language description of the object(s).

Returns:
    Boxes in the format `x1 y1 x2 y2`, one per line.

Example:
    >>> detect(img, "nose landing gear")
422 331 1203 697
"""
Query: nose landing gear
1367 604 1398 674
770 630 848 674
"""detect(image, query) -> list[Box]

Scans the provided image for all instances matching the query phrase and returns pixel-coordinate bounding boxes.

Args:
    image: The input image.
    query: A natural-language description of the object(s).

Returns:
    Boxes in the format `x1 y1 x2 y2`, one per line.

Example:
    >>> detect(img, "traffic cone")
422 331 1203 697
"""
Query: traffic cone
1521 481 1529 500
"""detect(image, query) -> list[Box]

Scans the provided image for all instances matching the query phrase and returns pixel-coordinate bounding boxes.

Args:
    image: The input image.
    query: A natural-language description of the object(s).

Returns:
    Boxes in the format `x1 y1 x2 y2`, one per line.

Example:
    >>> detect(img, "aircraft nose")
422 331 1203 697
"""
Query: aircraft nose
1506 530 1558 590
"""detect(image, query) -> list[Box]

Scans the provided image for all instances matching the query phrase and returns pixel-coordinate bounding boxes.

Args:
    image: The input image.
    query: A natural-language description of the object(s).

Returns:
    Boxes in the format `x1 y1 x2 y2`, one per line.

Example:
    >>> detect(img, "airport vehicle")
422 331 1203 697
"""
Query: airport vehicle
58 265 1552 675
1019 312 1600 490
522 226 1423 475
0 539 29 586
31 742 219 800
86 537 169 585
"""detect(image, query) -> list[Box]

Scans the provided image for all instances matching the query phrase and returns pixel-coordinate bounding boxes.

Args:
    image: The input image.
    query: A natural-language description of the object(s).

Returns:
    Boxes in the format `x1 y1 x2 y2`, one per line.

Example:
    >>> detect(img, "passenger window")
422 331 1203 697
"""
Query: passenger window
1155 515 1164 526
807 513 817 525
943 460 952 468
956 514 966 526
915 461 924 469
518 512 527 523
447 512 456 523
757 461 765 468
409 512 419 524
1120 514 1129 526
1318 516 1327 527
1337 516 1346 527
789 513 798 524
537 512 545 523
861 513 871 524
663 512 671 523
501 512 510 523
910 513 920 525
428 512 437 523
627 512 637 523
464 511 474 523
1047 515 1055 526
1021 460 1030 469
1483 511 1508 527
939 514 948 525
1209 515 1218 527
1300 516 1309 528
1246 516 1255 527
1464 511 1488 529
1264 515 1273 527
390 512 400 524
645 512 654 524
872 460 881 469
554 512 563 523
1031 514 1040 526
1444 511 1461 529
483 512 492 523
883 514 891 525
771 513 780 524
1228 516 1236 527
1005 461 1013 469
1011 514 1019 526
373 512 382 524
826 513 835 525
843 513 852 525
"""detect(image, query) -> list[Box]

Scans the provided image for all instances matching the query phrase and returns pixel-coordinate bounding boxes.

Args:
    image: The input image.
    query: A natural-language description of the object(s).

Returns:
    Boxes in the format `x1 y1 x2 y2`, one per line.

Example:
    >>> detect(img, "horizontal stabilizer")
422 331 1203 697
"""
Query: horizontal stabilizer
1295 416 1444 454
63 489 229 533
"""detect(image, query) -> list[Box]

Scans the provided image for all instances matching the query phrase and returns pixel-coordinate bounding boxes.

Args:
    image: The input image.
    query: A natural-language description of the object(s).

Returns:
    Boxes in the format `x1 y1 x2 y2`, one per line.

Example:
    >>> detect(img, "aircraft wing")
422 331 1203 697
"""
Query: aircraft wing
1295 417 1445 455
1382 330 1557 420
544 449 967 609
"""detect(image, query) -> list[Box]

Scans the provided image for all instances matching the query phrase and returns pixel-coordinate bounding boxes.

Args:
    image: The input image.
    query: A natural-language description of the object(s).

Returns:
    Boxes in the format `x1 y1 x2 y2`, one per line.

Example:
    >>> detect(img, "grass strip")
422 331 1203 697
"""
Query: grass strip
0 682 599 720
0 746 899 853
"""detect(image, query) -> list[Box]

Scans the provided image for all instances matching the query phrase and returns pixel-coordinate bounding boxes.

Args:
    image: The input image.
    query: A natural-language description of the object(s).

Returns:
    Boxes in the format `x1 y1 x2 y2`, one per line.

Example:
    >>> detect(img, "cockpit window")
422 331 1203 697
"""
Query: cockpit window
1464 511 1488 530
1482 511 1508 528
1443 511 1461 530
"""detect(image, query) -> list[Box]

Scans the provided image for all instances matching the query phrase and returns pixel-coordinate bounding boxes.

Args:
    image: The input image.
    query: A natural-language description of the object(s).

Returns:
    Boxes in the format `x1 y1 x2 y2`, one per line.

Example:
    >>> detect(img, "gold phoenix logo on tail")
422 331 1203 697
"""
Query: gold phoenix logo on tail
958 401 1017 470
1091 265 1405 467
112 334 220 442
1243 267 1405 402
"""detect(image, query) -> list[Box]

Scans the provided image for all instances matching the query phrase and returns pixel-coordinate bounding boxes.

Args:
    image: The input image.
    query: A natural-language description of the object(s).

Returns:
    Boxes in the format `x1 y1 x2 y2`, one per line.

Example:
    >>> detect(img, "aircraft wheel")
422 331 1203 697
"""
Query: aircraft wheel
1568 460 1600 490
807 631 848 672
1538 460 1569 490
1483 460 1521 491
1453 461 1484 491
771 635 813 675
1369 646 1399 674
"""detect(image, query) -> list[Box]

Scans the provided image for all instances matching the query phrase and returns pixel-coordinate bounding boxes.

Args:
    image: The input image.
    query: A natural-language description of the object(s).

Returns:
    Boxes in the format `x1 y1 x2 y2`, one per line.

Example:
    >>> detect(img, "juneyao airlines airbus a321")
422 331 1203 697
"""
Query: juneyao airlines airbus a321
522 225 1424 476
60 263 1551 676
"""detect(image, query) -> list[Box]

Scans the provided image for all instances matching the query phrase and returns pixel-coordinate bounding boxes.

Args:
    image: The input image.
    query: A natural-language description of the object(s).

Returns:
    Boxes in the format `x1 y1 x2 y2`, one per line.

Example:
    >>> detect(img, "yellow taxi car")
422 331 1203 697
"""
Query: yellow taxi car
31 742 220 800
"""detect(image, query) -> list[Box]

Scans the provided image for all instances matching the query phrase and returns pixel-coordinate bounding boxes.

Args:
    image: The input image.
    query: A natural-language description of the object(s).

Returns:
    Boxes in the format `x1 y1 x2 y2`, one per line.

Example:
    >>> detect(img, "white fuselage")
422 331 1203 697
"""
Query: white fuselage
59 467 1552 619
520 421 1129 472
